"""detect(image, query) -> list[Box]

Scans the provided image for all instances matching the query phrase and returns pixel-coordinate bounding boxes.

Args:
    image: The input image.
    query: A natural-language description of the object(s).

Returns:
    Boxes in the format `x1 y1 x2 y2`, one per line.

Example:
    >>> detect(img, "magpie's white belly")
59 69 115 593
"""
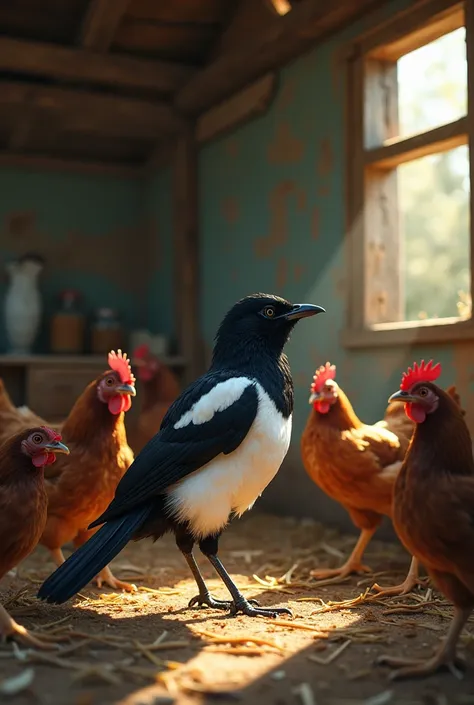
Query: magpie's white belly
166 381 292 538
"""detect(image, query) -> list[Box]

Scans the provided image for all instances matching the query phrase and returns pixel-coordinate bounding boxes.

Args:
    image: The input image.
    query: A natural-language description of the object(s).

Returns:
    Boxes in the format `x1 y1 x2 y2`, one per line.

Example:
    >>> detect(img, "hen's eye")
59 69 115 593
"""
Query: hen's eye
32 434 43 444
105 377 115 386
263 306 275 318
419 387 428 397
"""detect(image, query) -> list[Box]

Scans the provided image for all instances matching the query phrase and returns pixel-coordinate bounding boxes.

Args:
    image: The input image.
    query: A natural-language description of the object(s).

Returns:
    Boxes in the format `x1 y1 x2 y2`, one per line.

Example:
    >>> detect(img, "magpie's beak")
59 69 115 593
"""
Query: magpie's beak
281 303 326 321
115 383 137 396
44 440 70 455
388 390 417 404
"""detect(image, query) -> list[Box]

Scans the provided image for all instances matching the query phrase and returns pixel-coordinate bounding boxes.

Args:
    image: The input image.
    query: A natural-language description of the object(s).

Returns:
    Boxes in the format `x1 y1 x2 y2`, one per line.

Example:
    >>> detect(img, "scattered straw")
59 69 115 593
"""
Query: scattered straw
193 629 284 652
308 639 351 665
293 682 316 705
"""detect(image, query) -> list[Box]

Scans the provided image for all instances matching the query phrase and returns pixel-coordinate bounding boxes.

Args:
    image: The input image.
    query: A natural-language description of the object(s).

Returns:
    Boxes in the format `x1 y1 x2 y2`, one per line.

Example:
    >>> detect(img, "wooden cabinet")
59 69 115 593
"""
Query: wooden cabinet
26 364 105 419
0 354 186 423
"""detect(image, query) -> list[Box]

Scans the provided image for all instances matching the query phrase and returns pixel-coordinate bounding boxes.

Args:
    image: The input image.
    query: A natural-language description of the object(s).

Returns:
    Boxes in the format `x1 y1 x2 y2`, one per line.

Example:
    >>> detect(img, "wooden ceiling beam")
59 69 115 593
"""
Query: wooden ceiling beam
0 37 195 94
176 0 379 115
0 81 185 139
79 0 131 51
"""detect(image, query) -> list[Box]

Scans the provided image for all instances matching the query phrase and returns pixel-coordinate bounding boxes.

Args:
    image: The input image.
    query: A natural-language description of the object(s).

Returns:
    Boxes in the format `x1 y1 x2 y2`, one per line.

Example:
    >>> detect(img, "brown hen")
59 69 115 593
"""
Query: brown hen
301 362 421 596
0 426 69 648
377 360 474 680
38 351 136 591
127 343 180 454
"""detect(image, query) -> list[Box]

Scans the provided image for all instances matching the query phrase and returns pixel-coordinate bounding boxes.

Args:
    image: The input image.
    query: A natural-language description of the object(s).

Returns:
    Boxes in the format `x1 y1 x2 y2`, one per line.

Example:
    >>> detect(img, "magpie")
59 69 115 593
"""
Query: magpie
38 293 325 618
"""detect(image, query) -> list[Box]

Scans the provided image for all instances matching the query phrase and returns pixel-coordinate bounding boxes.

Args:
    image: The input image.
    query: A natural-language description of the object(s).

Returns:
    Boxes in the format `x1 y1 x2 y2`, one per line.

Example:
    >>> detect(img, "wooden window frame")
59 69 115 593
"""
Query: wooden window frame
343 0 474 349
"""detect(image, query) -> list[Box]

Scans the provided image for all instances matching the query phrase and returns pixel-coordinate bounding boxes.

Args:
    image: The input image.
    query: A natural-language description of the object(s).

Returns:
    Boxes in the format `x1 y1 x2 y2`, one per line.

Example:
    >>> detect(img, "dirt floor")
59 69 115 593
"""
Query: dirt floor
1 513 474 705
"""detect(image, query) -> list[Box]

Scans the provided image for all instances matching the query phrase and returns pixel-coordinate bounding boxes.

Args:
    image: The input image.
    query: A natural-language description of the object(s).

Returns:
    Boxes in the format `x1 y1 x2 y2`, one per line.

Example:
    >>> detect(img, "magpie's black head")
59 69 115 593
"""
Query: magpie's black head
213 293 325 364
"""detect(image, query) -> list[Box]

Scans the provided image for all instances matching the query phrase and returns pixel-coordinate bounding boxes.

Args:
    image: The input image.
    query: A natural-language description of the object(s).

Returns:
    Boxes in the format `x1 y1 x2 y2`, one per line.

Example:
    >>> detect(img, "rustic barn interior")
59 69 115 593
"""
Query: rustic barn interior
1 2 474 704
0 0 472 525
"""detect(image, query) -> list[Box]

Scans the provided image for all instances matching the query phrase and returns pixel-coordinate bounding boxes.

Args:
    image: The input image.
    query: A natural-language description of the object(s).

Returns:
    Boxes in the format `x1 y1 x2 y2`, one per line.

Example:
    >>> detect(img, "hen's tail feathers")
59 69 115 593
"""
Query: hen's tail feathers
37 505 151 604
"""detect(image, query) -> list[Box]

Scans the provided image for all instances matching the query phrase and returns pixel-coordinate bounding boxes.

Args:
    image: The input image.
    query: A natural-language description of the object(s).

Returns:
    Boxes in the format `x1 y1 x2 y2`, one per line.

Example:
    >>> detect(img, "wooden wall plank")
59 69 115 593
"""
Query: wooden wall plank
172 127 203 384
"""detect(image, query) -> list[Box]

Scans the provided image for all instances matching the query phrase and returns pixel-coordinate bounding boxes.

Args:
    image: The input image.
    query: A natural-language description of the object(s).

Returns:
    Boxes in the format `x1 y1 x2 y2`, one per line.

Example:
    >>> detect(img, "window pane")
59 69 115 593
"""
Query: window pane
398 27 467 137
399 145 470 322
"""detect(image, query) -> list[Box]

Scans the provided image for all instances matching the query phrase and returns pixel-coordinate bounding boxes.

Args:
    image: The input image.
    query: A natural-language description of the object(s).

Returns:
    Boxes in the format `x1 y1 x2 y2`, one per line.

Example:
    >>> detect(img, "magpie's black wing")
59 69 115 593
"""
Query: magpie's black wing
90 370 258 526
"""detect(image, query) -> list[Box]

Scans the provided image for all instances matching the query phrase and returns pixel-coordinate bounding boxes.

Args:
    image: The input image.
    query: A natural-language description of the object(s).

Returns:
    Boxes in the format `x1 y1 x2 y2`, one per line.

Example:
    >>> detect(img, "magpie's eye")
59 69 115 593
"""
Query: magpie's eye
32 434 43 444
263 306 276 319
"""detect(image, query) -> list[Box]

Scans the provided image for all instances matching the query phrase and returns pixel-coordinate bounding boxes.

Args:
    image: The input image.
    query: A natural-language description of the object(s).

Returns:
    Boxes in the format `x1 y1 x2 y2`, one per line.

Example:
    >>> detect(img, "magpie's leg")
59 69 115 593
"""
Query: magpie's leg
175 528 231 610
199 535 292 619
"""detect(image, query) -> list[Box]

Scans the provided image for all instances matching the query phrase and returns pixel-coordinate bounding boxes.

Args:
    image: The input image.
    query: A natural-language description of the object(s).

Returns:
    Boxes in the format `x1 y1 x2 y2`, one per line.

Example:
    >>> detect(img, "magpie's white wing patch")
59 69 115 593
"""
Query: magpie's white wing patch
174 377 253 429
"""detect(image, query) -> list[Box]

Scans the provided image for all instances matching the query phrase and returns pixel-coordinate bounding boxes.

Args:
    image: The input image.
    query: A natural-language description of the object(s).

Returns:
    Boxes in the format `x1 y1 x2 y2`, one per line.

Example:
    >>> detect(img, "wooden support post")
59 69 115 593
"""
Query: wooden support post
173 126 203 385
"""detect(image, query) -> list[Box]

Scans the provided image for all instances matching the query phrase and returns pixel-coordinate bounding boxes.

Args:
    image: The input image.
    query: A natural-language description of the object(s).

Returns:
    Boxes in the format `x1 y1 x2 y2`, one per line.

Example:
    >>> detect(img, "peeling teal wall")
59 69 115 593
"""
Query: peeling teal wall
0 168 145 353
198 0 466 527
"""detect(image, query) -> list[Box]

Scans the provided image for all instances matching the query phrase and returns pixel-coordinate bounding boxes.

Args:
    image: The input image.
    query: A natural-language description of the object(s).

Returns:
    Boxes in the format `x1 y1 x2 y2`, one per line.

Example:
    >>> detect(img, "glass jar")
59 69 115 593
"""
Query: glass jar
50 290 85 354
91 307 124 355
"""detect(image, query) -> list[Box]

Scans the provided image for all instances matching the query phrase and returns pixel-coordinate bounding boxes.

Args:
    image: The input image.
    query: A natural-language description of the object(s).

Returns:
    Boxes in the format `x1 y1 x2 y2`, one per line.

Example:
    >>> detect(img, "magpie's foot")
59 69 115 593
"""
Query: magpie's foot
229 598 292 619
188 592 233 611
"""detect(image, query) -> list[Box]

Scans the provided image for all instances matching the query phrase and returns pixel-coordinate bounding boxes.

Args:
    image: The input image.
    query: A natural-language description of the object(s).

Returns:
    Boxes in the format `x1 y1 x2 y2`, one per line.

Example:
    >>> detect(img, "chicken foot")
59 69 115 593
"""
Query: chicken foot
50 546 136 593
371 556 427 597
310 528 375 581
0 603 56 650
376 606 470 680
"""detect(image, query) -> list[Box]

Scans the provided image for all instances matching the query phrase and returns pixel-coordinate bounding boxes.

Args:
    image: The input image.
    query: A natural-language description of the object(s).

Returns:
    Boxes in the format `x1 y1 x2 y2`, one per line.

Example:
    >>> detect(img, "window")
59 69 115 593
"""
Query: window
344 0 474 347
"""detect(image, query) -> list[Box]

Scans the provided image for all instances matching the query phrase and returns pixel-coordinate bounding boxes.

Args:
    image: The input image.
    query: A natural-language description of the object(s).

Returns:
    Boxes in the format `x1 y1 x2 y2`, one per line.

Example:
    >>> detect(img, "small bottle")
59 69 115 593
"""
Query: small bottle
50 290 85 354
91 307 124 355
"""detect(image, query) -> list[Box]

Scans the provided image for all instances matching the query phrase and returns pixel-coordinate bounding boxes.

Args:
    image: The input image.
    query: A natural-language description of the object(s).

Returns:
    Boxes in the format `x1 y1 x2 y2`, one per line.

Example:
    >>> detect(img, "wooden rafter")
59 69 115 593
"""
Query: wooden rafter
0 37 195 94
79 0 130 51
176 0 379 115
0 82 185 140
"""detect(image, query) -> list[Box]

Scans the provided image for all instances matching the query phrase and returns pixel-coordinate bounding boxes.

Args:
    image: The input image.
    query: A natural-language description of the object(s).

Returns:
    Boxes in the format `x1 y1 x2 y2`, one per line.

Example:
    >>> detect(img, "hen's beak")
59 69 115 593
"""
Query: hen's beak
309 391 322 404
388 390 418 404
44 440 70 455
279 303 326 321
115 383 137 396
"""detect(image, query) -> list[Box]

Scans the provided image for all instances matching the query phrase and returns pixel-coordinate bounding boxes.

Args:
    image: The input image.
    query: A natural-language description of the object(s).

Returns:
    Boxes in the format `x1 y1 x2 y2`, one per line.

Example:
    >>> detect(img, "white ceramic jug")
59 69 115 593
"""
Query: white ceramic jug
4 256 43 354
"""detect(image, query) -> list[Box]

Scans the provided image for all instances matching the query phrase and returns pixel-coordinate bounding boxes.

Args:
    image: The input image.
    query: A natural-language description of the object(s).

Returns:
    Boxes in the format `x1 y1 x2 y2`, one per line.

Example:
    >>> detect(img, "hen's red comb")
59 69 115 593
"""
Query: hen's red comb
41 426 62 442
400 360 441 391
311 362 336 393
133 343 150 359
108 350 136 385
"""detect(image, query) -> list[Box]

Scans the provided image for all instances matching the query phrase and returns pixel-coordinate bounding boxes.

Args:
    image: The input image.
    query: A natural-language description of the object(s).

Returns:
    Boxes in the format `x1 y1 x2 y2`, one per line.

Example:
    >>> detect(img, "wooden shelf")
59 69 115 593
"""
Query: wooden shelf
0 354 187 368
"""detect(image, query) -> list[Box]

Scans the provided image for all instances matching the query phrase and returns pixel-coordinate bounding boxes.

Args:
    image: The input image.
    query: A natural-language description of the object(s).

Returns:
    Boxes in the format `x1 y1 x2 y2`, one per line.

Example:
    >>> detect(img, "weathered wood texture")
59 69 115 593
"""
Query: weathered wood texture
0 37 195 95
173 128 204 384
176 0 380 115
196 73 277 143
79 0 130 51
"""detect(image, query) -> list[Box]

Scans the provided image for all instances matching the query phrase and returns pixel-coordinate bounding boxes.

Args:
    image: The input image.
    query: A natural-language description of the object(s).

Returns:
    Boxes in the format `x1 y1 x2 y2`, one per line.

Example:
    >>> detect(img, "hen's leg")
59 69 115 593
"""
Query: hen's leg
175 530 233 610
50 547 66 567
372 556 426 597
73 531 136 593
0 603 55 651
200 535 291 619
376 606 470 680
310 528 375 581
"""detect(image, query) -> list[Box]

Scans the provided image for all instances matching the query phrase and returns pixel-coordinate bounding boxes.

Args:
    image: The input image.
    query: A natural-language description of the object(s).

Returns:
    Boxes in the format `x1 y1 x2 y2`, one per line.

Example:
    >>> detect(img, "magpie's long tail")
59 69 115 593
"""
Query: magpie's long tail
37 505 152 604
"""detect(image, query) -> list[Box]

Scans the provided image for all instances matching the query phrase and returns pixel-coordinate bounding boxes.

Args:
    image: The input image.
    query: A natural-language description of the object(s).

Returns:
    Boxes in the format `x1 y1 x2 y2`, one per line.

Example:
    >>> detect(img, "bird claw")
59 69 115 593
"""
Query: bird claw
95 574 137 593
310 562 371 581
229 598 292 619
376 653 465 681
188 592 233 611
